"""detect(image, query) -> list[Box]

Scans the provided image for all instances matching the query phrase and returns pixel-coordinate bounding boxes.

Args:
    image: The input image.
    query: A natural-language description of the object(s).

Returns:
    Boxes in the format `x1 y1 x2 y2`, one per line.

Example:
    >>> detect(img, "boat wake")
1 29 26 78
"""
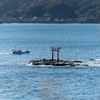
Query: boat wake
0 53 12 55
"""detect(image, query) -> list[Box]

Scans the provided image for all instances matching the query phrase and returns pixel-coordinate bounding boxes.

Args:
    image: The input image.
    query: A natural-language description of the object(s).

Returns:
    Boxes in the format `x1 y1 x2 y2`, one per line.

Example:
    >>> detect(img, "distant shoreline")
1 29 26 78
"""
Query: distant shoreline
0 22 100 24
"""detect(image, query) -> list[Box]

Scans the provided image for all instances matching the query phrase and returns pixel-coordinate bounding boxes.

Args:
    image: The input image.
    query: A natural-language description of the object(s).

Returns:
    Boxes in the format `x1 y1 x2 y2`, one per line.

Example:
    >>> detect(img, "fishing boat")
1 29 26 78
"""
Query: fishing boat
13 50 30 54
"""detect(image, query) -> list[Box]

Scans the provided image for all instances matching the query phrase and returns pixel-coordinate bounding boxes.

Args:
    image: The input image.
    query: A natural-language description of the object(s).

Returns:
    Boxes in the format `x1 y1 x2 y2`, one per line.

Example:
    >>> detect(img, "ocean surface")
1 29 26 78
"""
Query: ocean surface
0 23 100 100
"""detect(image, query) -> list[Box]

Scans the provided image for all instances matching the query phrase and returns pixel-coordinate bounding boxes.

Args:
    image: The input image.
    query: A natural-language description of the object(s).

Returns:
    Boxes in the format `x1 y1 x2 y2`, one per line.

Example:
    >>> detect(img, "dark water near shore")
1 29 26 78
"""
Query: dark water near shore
0 23 100 100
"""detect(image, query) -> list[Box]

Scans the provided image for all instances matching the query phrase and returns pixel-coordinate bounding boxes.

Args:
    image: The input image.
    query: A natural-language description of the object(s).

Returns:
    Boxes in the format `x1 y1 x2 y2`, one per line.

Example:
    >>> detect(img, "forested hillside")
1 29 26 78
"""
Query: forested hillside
0 0 100 19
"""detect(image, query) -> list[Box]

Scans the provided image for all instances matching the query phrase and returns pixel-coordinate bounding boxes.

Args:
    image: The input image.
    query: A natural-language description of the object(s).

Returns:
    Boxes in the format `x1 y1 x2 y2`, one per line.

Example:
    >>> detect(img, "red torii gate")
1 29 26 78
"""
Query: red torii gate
50 46 61 62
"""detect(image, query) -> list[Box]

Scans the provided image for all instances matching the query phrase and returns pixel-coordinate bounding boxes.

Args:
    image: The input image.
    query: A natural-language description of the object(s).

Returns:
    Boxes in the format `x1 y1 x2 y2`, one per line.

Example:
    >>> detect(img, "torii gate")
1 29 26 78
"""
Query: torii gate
50 46 61 62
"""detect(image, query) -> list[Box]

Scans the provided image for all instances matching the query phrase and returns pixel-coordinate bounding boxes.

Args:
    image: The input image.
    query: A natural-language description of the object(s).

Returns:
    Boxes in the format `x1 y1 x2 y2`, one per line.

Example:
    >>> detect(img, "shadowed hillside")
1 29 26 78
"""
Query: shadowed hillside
23 1 77 18
0 0 100 19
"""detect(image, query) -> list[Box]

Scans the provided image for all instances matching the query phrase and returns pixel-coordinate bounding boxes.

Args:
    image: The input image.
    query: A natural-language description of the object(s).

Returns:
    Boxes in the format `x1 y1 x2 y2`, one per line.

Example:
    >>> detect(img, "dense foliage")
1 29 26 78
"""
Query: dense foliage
0 0 100 19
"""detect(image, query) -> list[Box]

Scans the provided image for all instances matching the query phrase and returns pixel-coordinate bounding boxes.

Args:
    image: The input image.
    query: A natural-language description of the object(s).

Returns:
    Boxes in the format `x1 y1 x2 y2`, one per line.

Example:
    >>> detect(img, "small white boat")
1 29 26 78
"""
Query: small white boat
13 50 30 54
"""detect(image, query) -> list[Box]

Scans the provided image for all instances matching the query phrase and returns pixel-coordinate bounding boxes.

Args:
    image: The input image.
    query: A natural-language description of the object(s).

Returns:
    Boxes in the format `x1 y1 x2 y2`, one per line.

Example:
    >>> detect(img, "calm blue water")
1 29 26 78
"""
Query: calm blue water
0 23 100 100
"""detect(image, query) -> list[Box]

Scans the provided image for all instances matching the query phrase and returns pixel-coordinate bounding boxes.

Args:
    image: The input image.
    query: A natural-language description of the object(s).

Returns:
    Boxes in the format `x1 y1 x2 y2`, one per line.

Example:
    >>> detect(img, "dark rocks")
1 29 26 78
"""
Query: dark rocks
89 59 95 61
28 59 88 67
72 60 83 63
52 63 67 66
82 64 88 66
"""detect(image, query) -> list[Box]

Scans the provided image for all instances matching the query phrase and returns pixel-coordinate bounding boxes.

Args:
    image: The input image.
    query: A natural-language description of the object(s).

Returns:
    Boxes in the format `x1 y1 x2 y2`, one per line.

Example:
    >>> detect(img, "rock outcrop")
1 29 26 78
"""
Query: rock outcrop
28 59 88 67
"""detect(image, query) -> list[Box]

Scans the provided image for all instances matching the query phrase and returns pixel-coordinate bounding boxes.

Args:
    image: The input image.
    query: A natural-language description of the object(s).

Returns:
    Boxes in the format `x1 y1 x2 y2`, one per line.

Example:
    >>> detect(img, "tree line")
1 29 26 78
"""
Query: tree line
0 0 100 19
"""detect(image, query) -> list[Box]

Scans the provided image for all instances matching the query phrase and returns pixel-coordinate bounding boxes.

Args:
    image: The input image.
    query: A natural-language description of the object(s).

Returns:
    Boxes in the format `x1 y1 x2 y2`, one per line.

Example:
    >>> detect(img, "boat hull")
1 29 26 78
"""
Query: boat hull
13 51 30 54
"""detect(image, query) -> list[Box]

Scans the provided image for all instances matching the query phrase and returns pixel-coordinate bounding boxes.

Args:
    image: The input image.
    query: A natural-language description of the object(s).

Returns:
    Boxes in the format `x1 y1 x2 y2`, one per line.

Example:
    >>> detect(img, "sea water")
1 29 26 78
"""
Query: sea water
0 23 100 100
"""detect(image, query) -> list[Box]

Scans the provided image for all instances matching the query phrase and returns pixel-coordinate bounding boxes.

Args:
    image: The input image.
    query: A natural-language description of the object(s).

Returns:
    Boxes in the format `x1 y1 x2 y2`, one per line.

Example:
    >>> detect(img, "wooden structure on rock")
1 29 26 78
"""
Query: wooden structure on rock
28 46 88 66
50 46 61 61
